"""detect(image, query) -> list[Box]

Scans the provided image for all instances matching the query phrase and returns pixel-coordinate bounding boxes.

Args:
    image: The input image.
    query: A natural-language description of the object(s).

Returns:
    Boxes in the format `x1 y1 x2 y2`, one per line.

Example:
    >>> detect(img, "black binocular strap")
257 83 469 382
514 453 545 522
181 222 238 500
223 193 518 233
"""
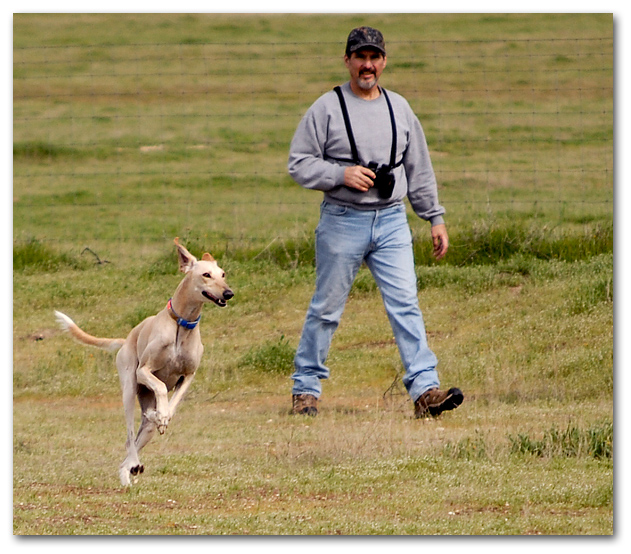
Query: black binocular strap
332 85 400 169
382 88 398 170
333 86 360 165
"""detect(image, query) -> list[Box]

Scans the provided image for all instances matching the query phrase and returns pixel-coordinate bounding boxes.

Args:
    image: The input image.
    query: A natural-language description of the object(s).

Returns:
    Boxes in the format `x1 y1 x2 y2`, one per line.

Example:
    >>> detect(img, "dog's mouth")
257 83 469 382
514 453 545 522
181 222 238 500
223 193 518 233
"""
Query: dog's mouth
202 290 229 307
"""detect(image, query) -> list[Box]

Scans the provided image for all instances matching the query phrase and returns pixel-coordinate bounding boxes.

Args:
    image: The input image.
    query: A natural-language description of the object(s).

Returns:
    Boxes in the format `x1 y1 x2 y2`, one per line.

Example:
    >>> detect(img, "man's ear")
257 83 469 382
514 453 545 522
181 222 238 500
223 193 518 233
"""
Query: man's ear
173 237 197 273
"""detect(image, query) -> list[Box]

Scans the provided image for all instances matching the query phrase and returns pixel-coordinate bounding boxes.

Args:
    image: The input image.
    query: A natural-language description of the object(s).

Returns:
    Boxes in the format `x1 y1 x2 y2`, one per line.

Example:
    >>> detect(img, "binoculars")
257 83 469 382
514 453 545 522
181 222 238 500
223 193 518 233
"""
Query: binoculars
367 162 395 199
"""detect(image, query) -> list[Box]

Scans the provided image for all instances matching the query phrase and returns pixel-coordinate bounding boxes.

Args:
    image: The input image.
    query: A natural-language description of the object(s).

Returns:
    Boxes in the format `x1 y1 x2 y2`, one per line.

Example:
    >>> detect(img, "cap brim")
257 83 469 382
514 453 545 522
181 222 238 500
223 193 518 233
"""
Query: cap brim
349 43 386 55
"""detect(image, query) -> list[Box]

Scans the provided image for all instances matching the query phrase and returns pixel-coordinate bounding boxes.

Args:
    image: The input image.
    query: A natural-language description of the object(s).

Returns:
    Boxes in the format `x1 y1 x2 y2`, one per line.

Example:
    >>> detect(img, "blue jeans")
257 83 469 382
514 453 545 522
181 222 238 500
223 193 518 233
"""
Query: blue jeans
292 201 440 402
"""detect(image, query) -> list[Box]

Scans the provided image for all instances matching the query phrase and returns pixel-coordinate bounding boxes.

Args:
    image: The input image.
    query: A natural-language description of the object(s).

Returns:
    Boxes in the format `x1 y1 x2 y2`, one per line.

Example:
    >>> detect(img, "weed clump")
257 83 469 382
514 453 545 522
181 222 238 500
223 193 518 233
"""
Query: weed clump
13 141 78 160
238 335 295 375
568 272 613 315
413 221 613 267
508 420 613 459
13 239 85 273
442 430 489 460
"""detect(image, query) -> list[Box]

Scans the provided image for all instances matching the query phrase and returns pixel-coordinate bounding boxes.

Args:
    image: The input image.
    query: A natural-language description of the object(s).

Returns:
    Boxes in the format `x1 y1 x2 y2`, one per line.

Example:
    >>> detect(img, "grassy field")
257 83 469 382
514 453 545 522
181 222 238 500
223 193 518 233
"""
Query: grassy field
13 13 613 536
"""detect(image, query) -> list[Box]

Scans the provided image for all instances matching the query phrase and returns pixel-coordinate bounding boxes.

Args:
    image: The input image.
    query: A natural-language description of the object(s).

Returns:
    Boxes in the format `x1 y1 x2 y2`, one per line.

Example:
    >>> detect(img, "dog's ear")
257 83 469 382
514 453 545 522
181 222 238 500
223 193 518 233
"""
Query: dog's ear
174 237 197 273
201 253 215 262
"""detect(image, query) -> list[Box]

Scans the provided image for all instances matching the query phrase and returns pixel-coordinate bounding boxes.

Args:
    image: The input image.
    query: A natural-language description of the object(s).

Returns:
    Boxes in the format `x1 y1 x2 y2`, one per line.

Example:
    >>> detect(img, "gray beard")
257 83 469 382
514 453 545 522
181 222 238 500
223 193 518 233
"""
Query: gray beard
356 73 377 90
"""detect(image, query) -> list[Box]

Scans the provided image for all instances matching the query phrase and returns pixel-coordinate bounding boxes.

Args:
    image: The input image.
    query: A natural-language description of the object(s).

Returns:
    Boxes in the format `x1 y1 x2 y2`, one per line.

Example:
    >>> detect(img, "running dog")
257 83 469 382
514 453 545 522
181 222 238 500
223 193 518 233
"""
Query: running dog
55 238 233 486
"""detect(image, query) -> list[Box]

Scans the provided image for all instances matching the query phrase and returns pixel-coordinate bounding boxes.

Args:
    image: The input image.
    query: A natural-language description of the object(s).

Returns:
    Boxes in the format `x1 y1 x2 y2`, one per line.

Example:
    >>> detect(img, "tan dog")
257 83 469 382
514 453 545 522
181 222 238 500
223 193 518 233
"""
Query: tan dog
55 238 233 486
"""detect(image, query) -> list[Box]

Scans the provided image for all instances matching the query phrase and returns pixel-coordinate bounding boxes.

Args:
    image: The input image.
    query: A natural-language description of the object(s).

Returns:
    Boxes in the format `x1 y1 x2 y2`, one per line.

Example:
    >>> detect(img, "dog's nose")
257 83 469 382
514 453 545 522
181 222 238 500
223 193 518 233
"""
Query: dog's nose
223 289 234 301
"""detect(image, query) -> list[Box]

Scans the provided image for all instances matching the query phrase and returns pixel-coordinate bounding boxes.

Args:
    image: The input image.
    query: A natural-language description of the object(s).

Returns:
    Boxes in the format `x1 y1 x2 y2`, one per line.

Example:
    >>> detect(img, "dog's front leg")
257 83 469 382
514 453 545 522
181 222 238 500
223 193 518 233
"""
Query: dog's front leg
167 374 195 420
136 365 170 434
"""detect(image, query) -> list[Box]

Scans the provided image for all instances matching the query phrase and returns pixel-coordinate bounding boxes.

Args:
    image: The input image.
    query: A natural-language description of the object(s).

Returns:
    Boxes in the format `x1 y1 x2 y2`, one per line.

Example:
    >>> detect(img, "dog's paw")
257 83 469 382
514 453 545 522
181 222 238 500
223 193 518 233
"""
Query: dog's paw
144 409 158 423
145 409 170 434
119 467 132 487
130 464 144 476
120 462 144 486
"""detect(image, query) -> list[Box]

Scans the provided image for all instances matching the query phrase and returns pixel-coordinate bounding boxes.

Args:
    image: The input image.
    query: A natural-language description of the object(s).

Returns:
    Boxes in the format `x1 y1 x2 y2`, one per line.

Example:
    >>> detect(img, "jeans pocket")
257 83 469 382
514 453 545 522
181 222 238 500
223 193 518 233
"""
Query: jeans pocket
320 202 348 217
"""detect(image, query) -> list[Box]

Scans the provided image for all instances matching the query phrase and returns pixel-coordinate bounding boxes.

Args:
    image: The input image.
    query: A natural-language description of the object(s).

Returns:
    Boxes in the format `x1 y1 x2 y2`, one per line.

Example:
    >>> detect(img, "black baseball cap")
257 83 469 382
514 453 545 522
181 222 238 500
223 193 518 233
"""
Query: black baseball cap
345 26 386 57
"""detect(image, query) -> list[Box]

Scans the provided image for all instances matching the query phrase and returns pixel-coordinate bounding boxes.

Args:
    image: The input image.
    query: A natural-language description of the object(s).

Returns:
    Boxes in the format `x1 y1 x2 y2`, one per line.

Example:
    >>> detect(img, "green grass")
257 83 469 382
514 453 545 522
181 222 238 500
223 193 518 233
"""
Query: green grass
13 238 89 273
13 13 613 535
13 397 613 535
12 248 614 535
239 334 295 375
508 420 613 460
13 13 612 258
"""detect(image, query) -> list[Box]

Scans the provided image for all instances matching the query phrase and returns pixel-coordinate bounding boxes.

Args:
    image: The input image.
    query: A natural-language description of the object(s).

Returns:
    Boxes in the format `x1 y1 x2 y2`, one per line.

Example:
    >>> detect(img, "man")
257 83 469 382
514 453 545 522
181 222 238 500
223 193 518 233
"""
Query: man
288 26 463 419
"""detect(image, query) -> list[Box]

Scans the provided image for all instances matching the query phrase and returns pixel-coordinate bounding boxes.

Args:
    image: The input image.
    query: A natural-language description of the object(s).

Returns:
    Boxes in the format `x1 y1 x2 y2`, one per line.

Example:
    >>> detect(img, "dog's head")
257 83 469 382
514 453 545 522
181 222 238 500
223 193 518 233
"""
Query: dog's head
174 238 234 307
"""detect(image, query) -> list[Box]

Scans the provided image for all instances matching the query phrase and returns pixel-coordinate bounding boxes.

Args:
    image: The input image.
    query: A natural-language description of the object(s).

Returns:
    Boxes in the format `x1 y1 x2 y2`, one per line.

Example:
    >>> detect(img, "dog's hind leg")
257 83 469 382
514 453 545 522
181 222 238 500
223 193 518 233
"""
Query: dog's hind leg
167 374 195 421
135 386 158 453
118 378 143 486
136 364 171 434
117 352 144 486
133 378 193 465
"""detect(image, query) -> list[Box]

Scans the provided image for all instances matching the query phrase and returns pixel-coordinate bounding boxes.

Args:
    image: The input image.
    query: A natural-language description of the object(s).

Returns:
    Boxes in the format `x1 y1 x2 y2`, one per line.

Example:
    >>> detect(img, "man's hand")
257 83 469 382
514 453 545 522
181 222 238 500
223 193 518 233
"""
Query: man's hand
431 223 449 260
344 165 375 192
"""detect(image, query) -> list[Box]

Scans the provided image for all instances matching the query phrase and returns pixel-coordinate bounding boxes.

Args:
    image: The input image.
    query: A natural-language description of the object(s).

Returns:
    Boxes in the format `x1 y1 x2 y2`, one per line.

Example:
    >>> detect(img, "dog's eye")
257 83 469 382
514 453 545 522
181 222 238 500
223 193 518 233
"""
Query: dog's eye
222 272 225 278
202 272 212 279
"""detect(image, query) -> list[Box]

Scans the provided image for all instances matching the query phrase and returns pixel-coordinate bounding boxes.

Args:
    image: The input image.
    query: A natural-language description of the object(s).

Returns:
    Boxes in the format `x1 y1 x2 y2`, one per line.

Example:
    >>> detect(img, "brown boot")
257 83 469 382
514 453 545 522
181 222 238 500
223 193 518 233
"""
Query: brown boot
414 387 463 418
292 394 318 416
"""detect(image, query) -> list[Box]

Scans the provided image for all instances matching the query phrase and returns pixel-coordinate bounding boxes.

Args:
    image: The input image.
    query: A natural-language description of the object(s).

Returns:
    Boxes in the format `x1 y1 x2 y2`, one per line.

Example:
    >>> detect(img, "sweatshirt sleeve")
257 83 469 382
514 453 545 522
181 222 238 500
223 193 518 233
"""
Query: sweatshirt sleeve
402 106 446 226
288 102 347 191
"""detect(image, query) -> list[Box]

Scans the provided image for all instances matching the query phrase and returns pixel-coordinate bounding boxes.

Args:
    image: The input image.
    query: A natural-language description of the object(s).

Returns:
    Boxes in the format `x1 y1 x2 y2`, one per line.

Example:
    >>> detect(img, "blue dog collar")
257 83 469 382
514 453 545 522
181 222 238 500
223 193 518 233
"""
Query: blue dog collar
166 298 201 330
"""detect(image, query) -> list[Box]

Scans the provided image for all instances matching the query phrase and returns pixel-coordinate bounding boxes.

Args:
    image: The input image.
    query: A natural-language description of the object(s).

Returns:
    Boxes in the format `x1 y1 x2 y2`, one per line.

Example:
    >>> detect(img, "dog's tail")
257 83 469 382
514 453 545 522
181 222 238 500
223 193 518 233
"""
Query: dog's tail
54 311 125 353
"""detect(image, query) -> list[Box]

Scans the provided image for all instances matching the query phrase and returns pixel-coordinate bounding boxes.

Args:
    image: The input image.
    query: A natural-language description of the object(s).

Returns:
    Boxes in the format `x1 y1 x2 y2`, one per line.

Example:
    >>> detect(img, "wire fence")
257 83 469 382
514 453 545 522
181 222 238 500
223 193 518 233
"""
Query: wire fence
13 36 613 250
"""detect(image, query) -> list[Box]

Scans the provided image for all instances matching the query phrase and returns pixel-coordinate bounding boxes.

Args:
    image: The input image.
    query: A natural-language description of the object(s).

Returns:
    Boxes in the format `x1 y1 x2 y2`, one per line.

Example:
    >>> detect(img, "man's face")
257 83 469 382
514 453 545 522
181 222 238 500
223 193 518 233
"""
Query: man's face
344 48 387 92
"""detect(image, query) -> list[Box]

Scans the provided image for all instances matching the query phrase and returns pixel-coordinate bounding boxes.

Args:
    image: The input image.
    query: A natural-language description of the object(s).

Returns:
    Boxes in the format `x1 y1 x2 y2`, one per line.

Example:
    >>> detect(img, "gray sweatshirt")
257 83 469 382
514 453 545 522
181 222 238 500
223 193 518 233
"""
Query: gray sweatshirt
288 81 445 225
